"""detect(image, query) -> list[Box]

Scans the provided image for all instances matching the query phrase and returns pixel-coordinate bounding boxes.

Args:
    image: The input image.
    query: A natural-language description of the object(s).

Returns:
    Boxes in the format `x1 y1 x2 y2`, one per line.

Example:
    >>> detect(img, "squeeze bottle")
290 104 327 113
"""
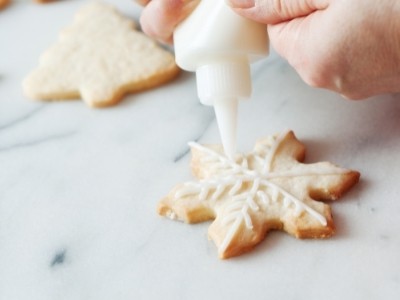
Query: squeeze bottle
173 0 269 159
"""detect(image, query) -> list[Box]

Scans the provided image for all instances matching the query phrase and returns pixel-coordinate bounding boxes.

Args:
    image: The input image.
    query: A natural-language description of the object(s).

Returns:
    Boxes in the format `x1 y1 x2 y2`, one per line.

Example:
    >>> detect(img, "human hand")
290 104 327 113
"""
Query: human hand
228 0 400 99
137 0 199 44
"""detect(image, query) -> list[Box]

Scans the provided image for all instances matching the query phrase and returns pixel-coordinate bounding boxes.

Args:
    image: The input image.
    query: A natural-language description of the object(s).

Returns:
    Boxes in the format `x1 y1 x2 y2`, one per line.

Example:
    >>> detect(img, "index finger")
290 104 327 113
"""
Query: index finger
140 0 199 44
228 0 329 24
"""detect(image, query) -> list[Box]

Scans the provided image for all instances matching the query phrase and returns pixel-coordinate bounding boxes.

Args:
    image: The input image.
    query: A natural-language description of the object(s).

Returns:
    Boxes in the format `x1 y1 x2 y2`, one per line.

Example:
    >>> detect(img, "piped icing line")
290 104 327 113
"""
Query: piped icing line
219 216 242 255
188 141 245 173
264 169 349 179
260 179 327 226
261 129 291 174
188 139 349 179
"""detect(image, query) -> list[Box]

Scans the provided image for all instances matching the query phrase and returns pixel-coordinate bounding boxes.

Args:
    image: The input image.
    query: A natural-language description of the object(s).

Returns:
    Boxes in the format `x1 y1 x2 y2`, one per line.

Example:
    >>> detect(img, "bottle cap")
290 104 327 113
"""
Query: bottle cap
195 58 251 106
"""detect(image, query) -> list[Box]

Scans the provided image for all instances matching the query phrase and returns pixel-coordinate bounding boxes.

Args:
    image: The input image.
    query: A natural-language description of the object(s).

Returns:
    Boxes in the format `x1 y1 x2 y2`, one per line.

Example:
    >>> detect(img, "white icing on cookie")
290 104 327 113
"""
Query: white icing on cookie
171 131 344 253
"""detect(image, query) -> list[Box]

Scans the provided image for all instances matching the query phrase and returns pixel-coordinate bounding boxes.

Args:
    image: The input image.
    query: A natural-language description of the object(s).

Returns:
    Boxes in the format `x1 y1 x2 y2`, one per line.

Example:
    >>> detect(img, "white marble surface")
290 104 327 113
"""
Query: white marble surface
1 0 400 299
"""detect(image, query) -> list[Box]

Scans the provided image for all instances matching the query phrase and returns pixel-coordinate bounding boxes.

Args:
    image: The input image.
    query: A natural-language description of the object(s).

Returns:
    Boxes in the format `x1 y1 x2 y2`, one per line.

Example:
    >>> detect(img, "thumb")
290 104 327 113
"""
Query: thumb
227 0 329 24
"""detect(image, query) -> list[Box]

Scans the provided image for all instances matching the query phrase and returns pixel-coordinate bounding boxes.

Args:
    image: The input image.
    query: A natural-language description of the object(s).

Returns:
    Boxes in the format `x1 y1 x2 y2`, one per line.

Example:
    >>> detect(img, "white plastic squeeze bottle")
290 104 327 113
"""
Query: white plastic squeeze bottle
173 0 269 159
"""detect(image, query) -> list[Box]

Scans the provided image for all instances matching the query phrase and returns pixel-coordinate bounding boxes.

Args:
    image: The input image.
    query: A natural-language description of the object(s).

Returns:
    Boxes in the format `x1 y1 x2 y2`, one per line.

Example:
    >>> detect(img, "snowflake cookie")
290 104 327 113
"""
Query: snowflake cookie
158 130 360 259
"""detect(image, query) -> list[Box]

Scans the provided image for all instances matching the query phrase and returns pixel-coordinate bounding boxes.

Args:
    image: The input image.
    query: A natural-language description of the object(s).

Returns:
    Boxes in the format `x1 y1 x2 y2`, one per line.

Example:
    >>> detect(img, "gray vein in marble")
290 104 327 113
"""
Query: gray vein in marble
173 147 191 163
0 105 45 131
0 131 76 152
50 249 67 267
173 111 215 163
132 227 159 257
379 234 390 241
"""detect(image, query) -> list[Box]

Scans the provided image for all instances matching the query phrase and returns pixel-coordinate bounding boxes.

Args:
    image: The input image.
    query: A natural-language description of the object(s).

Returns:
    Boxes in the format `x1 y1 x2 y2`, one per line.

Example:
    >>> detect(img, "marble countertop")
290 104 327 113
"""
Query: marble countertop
1 0 400 299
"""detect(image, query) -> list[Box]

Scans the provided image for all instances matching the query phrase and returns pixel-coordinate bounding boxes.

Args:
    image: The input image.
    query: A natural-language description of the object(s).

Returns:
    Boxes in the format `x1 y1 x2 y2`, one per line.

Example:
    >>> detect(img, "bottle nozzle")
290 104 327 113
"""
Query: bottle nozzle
214 98 238 160
195 60 251 160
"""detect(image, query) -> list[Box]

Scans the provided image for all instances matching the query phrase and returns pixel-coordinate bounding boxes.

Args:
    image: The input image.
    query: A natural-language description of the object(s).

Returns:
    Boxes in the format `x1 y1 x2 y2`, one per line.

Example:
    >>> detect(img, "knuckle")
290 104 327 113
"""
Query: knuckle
301 70 329 88
296 59 332 89
340 91 366 101
297 60 366 100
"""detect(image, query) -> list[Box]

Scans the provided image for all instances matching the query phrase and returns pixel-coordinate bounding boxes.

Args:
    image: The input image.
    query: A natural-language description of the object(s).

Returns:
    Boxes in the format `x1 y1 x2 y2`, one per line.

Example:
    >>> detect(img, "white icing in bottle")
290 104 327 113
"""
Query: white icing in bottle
173 0 269 159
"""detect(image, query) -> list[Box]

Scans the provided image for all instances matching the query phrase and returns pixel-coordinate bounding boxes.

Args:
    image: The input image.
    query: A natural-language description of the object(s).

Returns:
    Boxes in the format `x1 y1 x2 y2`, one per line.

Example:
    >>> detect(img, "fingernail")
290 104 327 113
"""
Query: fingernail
226 0 255 8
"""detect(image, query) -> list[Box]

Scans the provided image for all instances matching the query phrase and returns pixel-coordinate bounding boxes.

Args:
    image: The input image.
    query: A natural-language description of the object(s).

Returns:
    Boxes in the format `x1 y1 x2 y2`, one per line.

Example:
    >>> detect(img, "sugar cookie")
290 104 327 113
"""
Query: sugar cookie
23 2 180 107
0 0 10 10
158 130 360 259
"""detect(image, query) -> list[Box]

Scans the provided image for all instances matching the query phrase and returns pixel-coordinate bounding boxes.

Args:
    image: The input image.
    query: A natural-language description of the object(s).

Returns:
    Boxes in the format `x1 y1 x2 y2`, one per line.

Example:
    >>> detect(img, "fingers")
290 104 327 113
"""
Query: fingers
227 0 330 24
140 0 199 44
267 12 336 90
